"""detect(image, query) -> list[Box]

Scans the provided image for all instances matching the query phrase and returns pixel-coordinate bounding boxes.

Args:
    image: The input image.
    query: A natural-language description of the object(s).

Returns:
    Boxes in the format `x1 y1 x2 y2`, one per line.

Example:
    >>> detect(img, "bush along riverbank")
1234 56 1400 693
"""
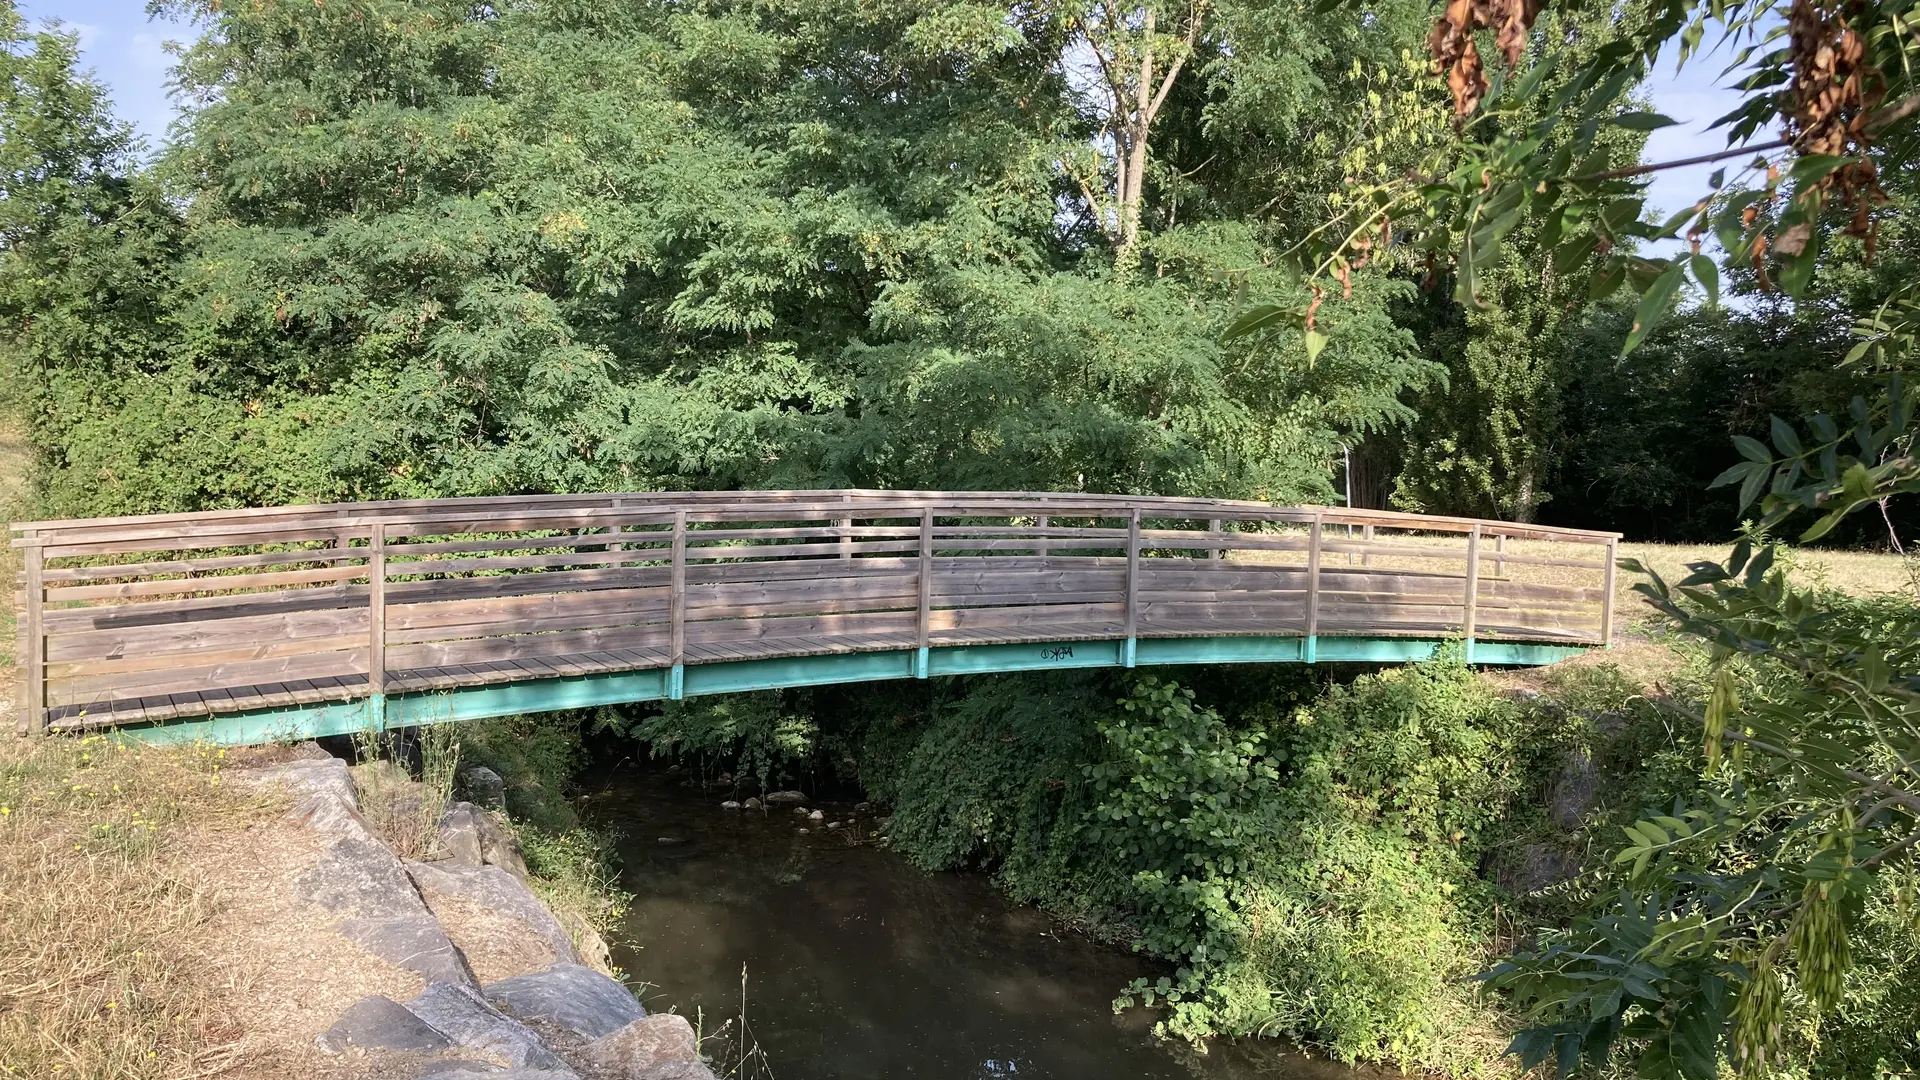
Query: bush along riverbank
617 628 1920 1078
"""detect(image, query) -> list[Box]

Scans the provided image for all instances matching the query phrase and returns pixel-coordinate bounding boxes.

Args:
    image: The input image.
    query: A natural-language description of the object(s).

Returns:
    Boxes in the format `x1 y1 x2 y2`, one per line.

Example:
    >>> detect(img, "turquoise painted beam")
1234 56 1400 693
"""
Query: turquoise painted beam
110 635 1591 747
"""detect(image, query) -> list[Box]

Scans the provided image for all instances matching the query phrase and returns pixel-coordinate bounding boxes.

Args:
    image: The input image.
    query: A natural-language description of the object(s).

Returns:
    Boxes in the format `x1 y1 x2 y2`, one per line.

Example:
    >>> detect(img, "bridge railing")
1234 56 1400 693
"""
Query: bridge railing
12 491 1620 734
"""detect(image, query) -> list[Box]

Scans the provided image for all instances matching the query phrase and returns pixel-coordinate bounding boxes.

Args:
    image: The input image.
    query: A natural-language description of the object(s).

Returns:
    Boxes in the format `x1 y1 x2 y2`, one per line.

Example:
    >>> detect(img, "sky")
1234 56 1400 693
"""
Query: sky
25 0 1757 223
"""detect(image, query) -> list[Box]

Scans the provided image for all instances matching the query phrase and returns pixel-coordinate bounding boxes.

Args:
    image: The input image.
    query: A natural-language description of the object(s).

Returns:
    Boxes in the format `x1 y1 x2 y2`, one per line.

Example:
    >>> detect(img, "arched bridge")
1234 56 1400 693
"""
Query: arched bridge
13 491 1620 744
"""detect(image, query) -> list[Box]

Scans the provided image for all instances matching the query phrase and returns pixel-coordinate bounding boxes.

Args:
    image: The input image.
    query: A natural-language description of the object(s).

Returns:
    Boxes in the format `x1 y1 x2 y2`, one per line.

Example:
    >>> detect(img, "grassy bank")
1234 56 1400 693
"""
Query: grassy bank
0 736 292 1078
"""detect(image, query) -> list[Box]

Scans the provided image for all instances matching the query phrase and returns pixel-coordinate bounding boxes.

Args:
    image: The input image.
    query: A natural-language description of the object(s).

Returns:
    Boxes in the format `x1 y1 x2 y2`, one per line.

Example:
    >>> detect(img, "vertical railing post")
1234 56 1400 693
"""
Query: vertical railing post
1123 507 1141 668
670 510 686 699
607 496 628 555
1361 523 1374 567
1462 524 1482 665
1304 514 1322 663
22 536 44 734
839 493 853 562
1600 536 1618 647
915 508 933 678
1209 517 1224 561
1034 514 1049 559
366 523 387 730
1493 531 1507 580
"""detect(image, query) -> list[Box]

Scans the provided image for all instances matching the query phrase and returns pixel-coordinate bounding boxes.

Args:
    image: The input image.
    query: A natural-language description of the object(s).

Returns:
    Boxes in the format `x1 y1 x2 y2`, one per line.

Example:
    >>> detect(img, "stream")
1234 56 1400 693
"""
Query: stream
592 766 1366 1080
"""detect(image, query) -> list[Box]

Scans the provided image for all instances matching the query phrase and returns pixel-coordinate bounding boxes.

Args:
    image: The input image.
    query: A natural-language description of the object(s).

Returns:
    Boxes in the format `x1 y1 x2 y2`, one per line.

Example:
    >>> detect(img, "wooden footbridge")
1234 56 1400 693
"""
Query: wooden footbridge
12 491 1619 744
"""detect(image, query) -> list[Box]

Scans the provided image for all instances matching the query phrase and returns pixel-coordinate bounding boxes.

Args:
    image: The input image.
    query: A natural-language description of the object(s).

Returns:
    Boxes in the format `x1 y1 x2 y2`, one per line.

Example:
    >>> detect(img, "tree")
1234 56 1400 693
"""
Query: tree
1061 0 1208 250
1248 0 1920 1072
0 0 1458 516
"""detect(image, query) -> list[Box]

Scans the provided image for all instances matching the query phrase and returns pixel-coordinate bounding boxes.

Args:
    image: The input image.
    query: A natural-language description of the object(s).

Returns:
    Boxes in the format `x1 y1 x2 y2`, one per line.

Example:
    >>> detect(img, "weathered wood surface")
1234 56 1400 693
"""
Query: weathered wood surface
12 490 1620 732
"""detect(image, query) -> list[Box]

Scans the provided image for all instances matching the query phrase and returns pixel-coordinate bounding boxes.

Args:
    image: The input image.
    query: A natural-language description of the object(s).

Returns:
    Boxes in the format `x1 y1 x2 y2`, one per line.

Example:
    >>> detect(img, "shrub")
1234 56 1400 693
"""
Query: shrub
855 650 1543 1071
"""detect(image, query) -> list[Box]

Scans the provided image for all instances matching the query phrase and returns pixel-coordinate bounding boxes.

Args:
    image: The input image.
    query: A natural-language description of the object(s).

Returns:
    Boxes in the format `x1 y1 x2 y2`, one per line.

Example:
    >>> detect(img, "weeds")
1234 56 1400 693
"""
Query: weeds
696 965 775 1080
349 723 462 860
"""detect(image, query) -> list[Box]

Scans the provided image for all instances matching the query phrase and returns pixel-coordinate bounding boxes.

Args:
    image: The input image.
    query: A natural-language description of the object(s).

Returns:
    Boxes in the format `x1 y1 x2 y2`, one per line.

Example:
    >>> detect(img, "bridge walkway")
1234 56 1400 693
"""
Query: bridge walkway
12 491 1620 744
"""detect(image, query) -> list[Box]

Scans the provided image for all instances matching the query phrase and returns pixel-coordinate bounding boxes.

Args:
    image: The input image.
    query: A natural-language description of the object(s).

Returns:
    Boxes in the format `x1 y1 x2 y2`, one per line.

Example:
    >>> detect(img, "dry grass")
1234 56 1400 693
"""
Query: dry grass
349 724 463 861
1617 539 1916 602
0 735 277 1079
0 732 447 1080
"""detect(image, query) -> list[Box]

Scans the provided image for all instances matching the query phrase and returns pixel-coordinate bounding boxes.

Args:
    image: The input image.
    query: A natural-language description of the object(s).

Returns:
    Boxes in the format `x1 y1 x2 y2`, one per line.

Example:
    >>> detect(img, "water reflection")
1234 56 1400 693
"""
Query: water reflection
593 769 1362 1080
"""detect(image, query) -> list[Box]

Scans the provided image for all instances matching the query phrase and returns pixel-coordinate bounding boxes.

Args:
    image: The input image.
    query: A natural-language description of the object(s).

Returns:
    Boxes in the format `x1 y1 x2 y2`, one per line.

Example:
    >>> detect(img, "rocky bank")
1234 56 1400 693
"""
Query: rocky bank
237 748 714 1080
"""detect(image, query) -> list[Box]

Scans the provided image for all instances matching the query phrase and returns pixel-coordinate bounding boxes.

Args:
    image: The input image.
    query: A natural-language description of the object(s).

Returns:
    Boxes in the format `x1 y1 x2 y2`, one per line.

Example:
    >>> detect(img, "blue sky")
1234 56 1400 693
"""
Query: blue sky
27 0 1752 221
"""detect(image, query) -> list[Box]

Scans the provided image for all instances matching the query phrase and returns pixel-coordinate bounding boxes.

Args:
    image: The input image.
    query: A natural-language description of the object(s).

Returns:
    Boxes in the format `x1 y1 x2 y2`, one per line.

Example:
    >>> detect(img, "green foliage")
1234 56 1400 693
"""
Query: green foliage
851 654 1555 1071
459 712 587 831
609 691 818 794
1490 552 1920 1077
1087 679 1279 967
456 712 632 942
0 0 1450 516
515 823 632 939
854 674 1109 898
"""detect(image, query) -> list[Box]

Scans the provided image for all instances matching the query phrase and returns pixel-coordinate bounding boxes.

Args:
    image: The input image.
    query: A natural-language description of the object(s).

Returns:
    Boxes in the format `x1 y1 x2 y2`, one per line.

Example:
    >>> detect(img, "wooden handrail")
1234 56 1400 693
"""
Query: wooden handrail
11 490 1622 546
1462 524 1482 653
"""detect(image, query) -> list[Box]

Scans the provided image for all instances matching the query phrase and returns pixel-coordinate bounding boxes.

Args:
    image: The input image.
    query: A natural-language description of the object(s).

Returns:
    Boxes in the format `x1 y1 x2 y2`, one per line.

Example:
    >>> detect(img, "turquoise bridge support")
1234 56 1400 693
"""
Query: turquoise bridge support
115 635 1588 747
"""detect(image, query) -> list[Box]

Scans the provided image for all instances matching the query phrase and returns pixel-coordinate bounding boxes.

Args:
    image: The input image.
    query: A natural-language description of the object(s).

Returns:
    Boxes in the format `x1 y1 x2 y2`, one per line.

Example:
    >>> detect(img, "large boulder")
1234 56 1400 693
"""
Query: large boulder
761 790 806 804
557 909 615 975
462 766 508 812
295 834 475 987
406 860 580 967
483 964 645 1039
412 1060 576 1068
338 915 476 988
1501 842 1582 894
317 994 451 1053
440 802 531 880
234 756 367 836
404 981 573 1074
1548 748 1599 830
583 1014 718 1080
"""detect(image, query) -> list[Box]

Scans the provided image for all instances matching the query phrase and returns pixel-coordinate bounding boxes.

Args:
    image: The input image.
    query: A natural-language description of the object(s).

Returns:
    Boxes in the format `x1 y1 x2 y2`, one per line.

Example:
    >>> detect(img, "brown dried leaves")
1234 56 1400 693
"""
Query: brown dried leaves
1785 0 1885 239
1427 0 1541 118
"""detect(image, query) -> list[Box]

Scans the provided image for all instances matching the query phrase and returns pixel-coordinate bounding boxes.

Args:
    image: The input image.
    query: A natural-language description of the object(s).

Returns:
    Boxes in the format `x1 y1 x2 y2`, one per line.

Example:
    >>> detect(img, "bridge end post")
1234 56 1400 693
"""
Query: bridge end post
22 535 45 735
362 693 388 733
1304 635 1316 664
1601 537 1619 647
670 512 687 698
1462 524 1482 667
1122 508 1141 668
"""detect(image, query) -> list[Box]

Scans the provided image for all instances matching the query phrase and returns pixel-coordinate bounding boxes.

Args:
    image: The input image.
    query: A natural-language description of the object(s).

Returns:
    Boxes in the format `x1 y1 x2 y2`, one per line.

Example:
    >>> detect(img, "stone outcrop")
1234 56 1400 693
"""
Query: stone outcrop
259 761 478 989
585 1014 710 1080
1547 748 1599 830
407 860 581 967
237 748 718 1080
406 981 572 1072
319 995 454 1053
439 801 531 880
483 964 646 1039
462 765 508 812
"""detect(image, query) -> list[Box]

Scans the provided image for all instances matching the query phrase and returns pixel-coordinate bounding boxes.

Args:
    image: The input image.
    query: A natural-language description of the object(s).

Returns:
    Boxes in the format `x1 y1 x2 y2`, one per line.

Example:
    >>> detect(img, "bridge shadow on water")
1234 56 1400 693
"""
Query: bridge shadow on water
588 761 1377 1080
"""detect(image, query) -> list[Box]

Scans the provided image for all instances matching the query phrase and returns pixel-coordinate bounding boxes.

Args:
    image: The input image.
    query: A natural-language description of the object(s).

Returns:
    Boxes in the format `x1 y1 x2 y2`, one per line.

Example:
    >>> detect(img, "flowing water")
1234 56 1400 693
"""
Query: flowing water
593 766 1365 1080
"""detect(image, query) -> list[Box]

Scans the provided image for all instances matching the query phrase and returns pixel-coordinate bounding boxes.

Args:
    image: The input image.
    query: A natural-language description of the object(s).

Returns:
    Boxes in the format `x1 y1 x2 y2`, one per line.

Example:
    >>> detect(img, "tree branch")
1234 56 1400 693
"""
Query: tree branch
1571 138 1791 183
